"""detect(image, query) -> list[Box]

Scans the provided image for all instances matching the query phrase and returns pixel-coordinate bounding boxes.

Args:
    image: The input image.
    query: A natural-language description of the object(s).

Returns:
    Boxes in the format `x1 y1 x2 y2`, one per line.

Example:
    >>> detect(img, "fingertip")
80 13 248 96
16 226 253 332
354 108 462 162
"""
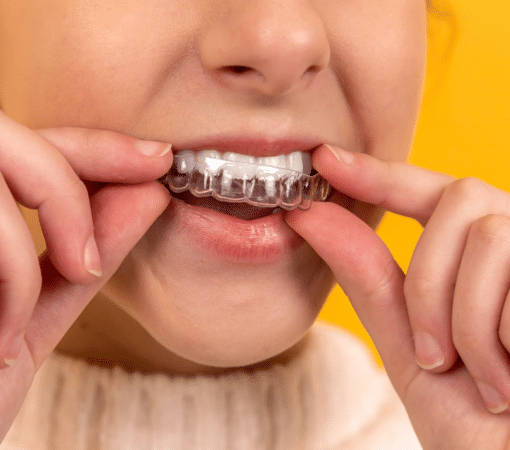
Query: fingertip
134 140 173 159
283 206 307 229
415 359 446 372
321 144 355 165
283 202 338 247
149 180 173 212
36 128 174 183
311 145 353 185
83 234 103 278
475 380 509 415
2 334 24 369
414 332 445 370
413 332 460 373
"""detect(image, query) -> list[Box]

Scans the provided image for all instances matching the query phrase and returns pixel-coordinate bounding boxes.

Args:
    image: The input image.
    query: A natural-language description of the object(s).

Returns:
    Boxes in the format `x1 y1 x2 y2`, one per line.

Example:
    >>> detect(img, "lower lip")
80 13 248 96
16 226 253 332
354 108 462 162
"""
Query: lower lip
164 197 305 264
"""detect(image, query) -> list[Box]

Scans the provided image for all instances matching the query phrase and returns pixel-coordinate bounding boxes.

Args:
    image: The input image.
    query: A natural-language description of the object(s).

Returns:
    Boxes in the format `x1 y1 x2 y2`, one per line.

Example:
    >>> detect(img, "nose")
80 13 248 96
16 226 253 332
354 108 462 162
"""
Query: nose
199 0 330 96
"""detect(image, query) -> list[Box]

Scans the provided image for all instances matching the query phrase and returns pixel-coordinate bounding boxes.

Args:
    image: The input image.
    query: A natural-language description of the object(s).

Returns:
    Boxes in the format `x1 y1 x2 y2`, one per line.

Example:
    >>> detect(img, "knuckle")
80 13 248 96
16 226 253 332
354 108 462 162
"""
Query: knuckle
404 271 440 304
63 174 89 204
499 326 510 351
444 176 488 201
469 214 510 246
7 256 42 311
36 159 89 208
498 317 510 351
362 258 402 307
82 128 104 154
451 319 484 354
44 164 89 207
23 265 42 304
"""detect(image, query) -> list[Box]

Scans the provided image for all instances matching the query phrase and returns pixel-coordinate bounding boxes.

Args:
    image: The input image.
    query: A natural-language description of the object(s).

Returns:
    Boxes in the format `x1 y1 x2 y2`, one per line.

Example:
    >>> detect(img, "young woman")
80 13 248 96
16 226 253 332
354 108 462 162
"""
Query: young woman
0 0 509 448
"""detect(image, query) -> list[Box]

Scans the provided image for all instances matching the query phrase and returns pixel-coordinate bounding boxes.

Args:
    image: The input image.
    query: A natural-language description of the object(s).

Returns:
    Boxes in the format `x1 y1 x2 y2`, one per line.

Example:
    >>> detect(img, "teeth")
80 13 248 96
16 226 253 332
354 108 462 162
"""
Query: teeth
219 153 255 196
252 155 286 199
197 150 222 175
168 149 330 211
256 155 288 179
175 149 195 174
179 149 312 178
223 153 257 177
286 152 305 174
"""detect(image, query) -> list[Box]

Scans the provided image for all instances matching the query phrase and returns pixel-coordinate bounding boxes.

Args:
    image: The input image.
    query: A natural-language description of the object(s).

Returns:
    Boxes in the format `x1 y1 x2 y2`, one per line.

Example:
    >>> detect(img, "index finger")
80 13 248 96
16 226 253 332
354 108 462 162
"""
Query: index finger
314 144 454 225
36 127 173 183
285 202 419 394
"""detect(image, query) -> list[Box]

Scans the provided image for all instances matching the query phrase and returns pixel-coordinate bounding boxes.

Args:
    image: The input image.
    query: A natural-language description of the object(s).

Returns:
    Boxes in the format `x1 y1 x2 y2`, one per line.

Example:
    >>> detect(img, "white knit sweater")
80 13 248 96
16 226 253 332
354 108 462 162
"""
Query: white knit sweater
3 323 421 449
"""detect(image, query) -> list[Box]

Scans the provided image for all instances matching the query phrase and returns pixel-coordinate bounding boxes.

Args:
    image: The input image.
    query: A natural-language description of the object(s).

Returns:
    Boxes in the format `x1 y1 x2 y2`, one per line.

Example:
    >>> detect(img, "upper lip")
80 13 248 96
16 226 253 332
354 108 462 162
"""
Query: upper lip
171 136 323 157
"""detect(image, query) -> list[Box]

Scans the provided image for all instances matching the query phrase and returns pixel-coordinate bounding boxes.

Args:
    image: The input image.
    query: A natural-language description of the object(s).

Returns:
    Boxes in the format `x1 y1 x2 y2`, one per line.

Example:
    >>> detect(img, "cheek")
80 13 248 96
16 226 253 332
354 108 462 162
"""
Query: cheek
104 243 334 367
0 0 197 129
322 0 427 161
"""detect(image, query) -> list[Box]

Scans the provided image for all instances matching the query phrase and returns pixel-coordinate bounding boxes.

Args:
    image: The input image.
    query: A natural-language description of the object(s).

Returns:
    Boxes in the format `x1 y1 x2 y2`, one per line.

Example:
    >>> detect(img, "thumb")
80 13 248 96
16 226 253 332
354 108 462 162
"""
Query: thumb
27 181 171 370
285 202 420 396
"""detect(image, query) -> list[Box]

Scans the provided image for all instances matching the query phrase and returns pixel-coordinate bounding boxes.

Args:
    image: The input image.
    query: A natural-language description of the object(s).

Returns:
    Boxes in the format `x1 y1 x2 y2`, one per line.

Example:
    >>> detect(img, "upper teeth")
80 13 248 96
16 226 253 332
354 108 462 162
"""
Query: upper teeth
166 148 330 210
176 149 312 179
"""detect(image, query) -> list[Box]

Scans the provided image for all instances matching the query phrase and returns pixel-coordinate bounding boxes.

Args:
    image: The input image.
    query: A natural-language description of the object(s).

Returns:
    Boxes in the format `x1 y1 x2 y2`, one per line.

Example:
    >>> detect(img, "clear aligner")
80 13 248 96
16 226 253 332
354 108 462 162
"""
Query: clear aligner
165 150 331 211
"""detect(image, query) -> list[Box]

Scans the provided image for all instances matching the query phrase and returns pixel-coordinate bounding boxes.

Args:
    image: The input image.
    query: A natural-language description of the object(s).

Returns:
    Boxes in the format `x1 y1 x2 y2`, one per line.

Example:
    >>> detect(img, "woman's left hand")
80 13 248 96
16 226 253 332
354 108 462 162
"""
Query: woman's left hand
285 144 510 449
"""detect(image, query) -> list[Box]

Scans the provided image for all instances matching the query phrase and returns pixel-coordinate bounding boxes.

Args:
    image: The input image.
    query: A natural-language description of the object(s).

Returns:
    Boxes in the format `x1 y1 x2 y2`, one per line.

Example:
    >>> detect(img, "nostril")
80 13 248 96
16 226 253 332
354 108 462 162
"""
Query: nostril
225 65 252 75
307 65 321 74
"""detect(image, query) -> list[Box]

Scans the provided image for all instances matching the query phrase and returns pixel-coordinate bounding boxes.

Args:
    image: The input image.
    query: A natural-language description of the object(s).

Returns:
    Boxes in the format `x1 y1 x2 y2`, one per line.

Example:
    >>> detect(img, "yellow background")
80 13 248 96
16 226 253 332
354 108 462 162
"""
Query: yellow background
319 0 510 364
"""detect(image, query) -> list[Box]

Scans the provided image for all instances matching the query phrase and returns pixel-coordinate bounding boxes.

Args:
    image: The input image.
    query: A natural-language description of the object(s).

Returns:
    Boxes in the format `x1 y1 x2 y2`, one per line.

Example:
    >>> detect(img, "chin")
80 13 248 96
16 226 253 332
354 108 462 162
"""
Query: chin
106 233 335 368
146 278 332 369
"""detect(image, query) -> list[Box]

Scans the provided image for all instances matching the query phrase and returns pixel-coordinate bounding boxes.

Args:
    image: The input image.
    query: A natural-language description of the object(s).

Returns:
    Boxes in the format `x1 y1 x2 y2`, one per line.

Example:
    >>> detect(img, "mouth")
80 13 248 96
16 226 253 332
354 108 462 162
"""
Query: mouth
163 147 331 220
171 191 282 220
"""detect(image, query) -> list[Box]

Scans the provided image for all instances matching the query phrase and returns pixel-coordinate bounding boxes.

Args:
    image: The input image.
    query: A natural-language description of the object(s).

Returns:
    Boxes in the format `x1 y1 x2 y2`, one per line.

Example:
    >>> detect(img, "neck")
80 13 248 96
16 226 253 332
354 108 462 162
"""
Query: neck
55 291 310 376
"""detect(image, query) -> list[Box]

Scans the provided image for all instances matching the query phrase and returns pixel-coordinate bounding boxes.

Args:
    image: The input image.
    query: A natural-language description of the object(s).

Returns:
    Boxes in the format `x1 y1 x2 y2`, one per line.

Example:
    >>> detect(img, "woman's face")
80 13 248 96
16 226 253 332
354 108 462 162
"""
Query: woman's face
0 0 426 368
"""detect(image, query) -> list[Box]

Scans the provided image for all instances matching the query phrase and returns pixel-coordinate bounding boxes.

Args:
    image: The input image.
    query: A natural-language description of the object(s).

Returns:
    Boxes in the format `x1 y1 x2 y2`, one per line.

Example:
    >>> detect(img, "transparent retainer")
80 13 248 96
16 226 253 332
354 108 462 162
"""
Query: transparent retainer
165 150 331 211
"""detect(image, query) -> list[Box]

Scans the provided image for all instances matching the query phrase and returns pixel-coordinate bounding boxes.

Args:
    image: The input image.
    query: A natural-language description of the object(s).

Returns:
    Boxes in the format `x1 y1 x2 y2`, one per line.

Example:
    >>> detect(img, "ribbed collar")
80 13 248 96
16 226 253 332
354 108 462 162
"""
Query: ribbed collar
5 324 409 450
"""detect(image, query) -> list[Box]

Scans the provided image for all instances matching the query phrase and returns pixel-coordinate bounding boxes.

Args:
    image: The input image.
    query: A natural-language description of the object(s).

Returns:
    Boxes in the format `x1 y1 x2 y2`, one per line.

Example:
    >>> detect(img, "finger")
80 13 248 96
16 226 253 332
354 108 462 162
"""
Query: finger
285 203 420 396
35 128 172 281
0 111 103 284
36 127 172 183
0 112 172 285
26 181 171 370
314 144 454 226
405 179 510 375
0 181 170 441
453 215 510 414
0 174 41 367
317 144 510 378
314 143 455 371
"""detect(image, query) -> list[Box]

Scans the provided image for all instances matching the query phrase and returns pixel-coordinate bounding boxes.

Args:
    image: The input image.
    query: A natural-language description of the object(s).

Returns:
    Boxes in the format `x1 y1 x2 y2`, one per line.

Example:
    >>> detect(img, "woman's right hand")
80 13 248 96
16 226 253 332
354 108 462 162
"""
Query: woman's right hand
0 110 173 440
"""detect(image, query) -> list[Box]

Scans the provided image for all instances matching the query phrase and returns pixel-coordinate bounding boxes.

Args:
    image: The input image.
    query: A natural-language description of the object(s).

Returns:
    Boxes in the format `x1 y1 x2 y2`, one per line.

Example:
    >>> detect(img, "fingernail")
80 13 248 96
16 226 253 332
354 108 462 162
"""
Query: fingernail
476 380 509 414
324 144 354 165
135 141 172 158
4 334 23 368
84 234 102 277
414 332 445 370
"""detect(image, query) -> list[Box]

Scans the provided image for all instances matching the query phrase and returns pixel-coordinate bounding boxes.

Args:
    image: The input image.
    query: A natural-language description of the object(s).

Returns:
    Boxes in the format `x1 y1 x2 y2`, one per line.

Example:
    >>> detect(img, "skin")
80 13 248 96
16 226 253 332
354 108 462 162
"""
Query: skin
1 0 510 448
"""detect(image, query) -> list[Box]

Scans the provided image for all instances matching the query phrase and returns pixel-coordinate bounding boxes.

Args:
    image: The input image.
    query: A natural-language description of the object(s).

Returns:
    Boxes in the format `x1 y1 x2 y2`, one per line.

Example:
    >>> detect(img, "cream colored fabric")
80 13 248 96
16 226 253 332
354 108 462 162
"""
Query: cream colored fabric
3 323 421 449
